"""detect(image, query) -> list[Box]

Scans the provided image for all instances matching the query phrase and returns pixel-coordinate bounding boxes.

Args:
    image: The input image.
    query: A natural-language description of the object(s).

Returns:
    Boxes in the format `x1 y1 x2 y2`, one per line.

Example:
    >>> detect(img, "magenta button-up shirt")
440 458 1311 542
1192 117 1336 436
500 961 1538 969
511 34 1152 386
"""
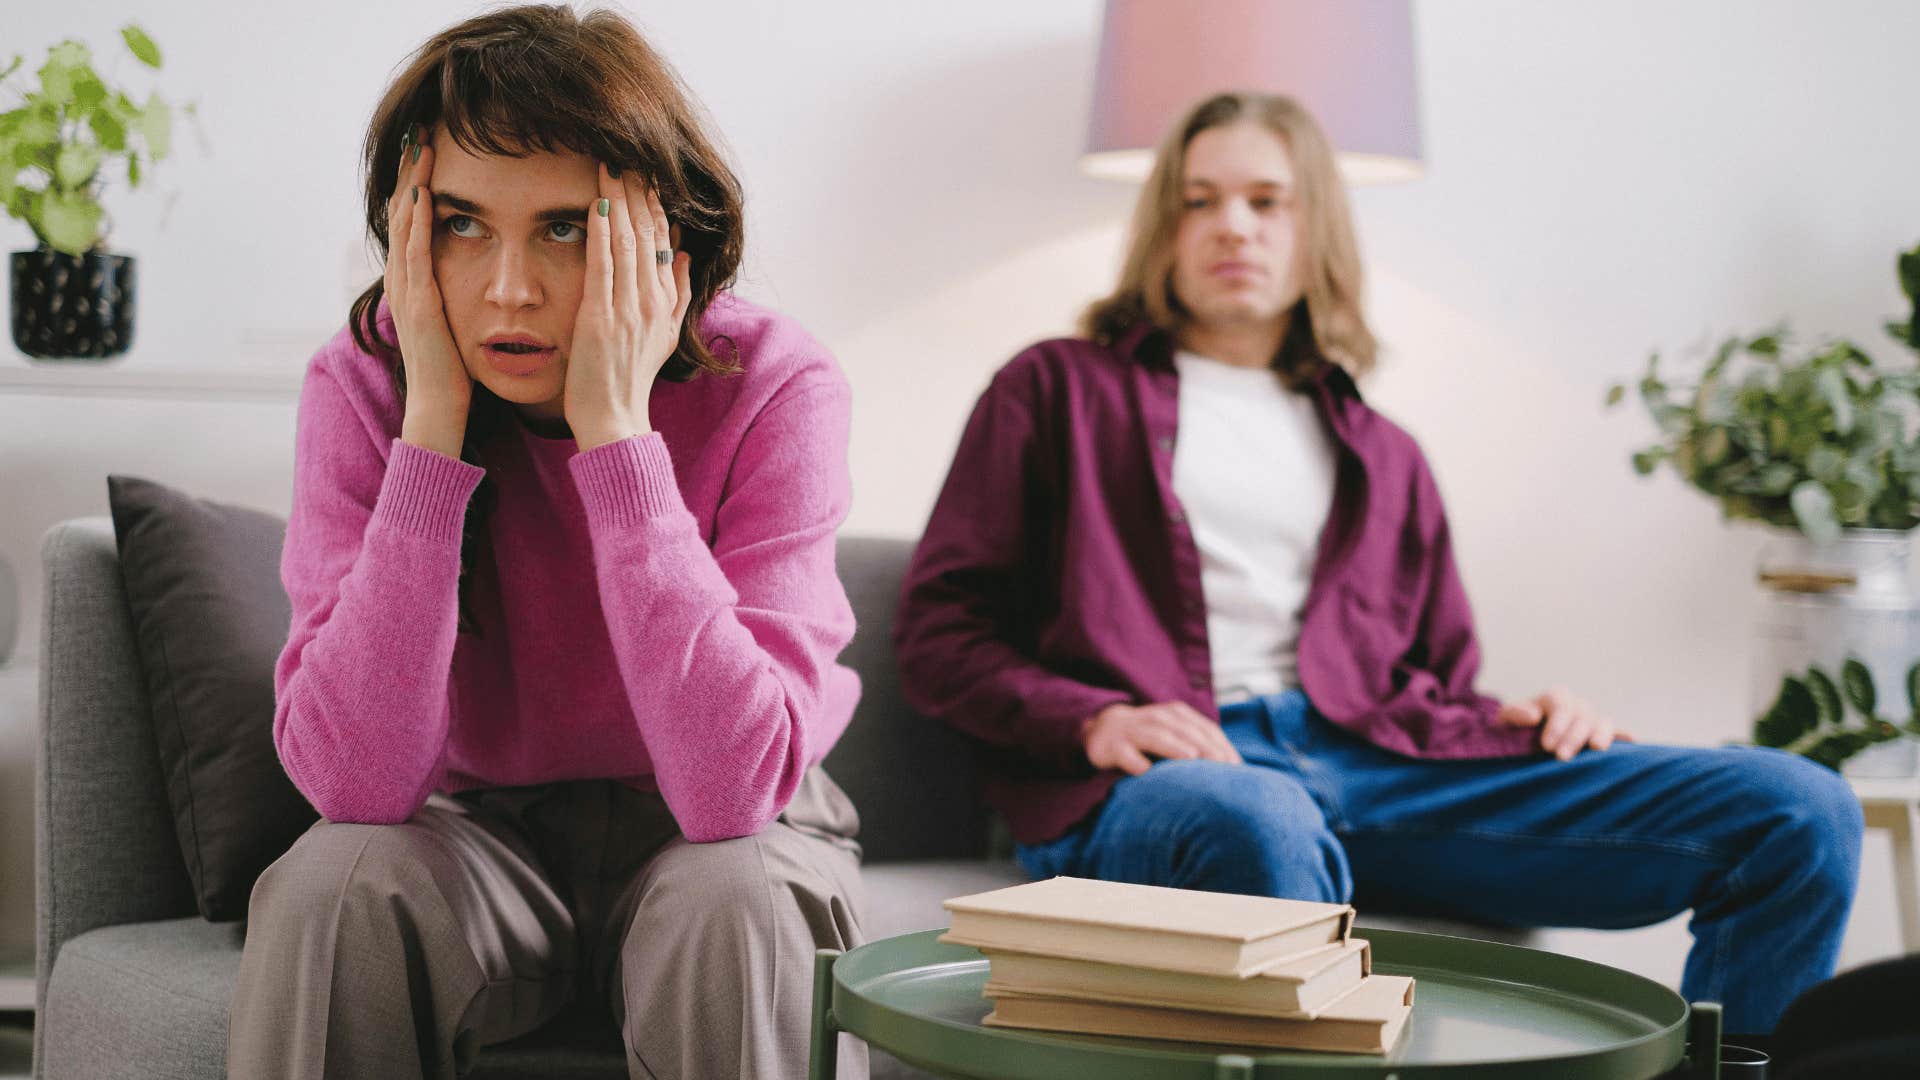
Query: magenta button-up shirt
894 323 1540 845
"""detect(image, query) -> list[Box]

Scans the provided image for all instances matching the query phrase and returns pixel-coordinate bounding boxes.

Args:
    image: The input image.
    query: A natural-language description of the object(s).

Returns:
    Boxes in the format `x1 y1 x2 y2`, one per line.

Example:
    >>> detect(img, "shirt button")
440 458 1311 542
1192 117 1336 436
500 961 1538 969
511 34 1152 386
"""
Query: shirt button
1157 436 1175 453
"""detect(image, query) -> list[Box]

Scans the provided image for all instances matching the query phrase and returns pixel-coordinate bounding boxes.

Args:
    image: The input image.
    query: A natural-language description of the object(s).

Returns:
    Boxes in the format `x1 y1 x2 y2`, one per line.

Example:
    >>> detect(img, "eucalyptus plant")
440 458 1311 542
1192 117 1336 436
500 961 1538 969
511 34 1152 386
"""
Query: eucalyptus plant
1608 242 1920 543
0 25 180 256
1753 656 1920 770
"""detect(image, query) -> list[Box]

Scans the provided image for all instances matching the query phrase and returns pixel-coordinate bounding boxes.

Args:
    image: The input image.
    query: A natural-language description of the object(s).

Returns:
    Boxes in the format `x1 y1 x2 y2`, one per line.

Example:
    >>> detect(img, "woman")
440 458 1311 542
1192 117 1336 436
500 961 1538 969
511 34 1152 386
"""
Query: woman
231 7 865 1079
894 92 1862 1036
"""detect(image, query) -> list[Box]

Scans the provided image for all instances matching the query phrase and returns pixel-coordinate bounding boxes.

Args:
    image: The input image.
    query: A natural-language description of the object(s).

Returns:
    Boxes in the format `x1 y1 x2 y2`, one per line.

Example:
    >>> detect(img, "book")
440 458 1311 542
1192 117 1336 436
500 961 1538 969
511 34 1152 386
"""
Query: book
940 876 1353 977
981 938 1371 1019
983 973 1416 1055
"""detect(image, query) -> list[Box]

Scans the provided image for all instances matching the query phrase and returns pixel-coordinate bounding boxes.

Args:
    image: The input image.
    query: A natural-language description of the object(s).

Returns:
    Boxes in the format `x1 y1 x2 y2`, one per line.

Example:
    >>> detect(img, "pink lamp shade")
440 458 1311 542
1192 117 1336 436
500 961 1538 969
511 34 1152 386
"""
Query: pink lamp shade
1084 0 1424 184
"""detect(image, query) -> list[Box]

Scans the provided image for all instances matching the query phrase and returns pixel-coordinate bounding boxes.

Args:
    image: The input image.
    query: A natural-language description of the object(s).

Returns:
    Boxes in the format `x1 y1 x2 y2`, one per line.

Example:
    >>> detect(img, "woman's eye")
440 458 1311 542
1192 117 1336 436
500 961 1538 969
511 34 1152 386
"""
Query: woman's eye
1184 198 1212 211
444 214 483 239
548 222 585 244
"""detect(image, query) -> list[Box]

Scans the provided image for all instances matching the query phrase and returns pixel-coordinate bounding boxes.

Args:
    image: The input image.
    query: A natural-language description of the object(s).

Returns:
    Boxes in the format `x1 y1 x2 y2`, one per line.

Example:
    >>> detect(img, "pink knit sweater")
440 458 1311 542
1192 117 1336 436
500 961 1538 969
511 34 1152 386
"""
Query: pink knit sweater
273 294 859 841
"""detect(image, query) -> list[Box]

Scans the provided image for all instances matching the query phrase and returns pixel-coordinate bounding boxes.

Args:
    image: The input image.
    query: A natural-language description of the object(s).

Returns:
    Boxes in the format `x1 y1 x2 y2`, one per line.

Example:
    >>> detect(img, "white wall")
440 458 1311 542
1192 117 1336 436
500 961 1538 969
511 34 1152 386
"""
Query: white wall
2 0 1915 977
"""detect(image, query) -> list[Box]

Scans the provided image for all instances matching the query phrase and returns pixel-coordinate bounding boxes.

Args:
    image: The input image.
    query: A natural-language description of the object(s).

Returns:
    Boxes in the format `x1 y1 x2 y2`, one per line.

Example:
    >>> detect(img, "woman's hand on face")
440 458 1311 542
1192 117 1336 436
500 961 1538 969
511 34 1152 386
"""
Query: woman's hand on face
385 126 473 460
564 163 693 452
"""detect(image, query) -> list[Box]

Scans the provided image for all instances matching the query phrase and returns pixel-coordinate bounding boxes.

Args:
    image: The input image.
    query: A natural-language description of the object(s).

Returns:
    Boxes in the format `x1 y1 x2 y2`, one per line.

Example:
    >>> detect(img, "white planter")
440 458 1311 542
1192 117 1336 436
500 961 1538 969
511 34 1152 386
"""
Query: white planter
1752 528 1920 778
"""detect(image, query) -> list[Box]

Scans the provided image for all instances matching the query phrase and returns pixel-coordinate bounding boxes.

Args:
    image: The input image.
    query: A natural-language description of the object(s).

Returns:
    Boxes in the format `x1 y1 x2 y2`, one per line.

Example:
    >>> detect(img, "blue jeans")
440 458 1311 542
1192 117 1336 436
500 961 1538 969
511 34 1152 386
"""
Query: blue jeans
1016 690 1863 1034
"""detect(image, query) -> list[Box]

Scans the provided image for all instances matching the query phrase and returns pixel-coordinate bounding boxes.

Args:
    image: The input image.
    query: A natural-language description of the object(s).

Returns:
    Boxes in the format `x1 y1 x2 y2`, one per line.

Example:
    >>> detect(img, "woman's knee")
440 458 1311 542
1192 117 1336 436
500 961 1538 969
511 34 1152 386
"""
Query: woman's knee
248 819 453 930
623 830 858 953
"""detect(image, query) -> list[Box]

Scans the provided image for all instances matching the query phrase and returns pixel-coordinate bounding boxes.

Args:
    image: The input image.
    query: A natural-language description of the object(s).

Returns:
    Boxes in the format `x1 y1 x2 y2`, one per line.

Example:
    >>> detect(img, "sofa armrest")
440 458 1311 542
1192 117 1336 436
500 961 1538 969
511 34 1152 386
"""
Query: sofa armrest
35 518 196 1028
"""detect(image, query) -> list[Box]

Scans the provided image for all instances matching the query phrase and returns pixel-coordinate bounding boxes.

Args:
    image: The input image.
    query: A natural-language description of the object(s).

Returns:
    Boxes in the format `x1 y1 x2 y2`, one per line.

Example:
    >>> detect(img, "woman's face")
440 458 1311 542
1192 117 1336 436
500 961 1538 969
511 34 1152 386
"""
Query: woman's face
1170 122 1305 334
425 131 599 421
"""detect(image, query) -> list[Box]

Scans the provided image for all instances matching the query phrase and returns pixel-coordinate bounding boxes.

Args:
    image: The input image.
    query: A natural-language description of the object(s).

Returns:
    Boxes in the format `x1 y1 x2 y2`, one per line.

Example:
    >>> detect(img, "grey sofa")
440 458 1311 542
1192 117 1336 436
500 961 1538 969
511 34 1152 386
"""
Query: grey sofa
34 519 1529 1079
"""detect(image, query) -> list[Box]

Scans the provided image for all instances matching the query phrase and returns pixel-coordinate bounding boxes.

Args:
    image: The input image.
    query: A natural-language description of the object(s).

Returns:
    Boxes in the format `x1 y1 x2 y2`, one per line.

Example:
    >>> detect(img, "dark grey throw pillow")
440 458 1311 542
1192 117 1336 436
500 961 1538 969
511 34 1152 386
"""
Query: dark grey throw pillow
108 475 315 921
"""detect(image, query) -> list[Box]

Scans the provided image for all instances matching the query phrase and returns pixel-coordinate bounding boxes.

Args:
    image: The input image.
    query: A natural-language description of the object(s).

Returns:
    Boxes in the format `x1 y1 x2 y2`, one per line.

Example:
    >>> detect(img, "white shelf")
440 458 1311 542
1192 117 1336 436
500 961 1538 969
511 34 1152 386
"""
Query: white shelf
1851 774 1920 804
0 363 301 401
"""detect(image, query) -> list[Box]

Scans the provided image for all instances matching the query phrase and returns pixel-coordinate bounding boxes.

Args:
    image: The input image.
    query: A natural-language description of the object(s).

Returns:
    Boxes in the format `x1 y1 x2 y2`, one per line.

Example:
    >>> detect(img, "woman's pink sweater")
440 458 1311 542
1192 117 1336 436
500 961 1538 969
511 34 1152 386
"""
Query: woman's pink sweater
273 294 859 841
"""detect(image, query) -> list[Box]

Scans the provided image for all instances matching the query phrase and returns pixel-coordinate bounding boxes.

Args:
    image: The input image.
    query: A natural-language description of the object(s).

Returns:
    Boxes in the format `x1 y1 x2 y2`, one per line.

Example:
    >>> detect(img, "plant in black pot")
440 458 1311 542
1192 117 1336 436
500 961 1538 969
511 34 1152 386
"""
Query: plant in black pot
2 25 183 361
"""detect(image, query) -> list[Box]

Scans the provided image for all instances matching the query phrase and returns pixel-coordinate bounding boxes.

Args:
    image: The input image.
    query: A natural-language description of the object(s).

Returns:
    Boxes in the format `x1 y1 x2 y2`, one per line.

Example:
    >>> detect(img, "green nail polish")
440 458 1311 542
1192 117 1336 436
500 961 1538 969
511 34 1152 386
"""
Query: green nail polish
609 164 622 179
410 143 421 164
597 198 609 217
400 130 411 154
412 186 419 204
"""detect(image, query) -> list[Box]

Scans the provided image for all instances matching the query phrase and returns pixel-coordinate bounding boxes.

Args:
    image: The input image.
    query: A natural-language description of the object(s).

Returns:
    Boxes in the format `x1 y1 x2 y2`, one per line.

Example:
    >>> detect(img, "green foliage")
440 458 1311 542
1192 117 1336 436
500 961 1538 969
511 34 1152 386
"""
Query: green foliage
1753 656 1920 770
0 25 181 254
1608 249 1920 539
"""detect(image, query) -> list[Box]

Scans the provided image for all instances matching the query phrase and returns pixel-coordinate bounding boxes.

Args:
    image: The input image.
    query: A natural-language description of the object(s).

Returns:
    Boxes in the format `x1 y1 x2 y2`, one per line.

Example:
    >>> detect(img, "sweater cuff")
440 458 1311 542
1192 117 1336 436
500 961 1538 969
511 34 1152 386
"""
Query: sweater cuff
569 433 685 529
372 438 485 543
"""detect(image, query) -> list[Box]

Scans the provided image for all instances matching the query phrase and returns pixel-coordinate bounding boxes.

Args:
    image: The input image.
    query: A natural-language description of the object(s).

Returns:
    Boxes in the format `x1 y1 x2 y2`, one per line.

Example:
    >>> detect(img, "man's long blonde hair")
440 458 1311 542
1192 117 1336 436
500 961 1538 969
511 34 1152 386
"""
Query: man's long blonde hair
1081 92 1377 380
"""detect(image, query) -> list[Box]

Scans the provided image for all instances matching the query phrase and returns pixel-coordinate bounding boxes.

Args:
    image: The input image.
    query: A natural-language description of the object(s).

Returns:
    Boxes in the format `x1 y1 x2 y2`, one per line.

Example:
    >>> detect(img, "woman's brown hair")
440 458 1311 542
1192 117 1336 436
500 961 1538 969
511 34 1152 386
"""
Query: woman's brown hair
1080 92 1378 381
344 4 745 632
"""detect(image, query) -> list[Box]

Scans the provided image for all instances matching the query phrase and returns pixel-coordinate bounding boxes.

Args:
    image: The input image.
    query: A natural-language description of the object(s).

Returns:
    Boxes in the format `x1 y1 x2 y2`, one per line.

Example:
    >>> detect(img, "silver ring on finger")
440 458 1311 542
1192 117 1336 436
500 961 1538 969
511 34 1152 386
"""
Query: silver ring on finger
654 249 673 266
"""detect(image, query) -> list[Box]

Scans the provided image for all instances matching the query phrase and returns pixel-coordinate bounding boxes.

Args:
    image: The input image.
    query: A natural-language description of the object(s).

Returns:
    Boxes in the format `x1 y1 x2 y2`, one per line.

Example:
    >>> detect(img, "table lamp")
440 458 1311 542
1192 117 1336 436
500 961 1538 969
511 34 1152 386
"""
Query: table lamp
1082 0 1425 184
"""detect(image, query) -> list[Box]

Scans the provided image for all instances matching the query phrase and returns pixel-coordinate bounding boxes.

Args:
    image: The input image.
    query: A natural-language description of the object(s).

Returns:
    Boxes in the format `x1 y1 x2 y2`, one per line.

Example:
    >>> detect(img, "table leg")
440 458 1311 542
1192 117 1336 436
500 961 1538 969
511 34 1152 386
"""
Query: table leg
810 949 842 1080
1683 1002 1722 1080
1861 800 1920 953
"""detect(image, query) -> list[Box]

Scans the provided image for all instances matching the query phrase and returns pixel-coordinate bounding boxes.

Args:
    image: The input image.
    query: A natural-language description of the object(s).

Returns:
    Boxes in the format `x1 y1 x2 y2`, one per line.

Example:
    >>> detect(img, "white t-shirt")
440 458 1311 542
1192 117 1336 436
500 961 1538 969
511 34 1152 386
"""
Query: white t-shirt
1171 350 1337 703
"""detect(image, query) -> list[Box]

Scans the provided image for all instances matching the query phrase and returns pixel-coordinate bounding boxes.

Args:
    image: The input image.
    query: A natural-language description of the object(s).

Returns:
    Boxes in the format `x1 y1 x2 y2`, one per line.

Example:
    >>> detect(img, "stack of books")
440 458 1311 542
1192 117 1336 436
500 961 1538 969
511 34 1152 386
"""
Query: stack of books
939 876 1414 1054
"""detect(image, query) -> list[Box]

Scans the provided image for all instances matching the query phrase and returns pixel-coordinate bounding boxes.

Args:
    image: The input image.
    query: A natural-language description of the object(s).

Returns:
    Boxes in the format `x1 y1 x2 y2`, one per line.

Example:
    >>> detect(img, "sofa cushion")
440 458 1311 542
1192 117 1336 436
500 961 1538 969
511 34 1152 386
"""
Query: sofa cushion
107 475 315 923
40 917 628 1079
826 537 995 863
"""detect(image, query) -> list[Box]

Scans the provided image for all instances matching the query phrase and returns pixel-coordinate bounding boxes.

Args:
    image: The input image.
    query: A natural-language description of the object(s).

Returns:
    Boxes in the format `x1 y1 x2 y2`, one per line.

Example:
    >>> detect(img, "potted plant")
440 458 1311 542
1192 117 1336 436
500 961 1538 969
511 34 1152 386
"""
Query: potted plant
1 25 181 360
1610 241 1920 773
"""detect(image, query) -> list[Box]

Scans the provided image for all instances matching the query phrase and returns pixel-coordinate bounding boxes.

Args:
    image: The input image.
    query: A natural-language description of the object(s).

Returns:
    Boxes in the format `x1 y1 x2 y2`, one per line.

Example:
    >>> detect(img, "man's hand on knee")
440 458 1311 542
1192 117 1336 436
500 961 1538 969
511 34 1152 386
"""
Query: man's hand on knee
1498 686 1633 761
1080 701 1243 775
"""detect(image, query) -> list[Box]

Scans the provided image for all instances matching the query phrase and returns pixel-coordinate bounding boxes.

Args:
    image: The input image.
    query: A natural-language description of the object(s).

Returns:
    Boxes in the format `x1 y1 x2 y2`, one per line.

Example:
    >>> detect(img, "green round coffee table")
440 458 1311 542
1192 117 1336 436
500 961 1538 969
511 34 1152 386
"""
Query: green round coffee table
808 928 1728 1079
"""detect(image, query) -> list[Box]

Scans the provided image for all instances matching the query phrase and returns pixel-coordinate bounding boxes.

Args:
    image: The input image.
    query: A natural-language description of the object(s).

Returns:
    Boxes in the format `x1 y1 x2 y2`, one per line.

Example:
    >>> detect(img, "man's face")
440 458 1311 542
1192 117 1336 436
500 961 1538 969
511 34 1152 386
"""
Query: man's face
1170 122 1305 333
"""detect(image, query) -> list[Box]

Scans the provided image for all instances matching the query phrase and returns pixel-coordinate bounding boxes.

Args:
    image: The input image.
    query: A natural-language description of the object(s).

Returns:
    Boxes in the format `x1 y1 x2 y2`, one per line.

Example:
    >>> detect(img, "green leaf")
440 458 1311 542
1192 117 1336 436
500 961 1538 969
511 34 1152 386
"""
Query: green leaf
46 41 89 69
139 94 171 160
1754 675 1818 747
1790 481 1840 543
1605 383 1626 407
1906 660 1920 717
1699 426 1732 467
120 25 163 68
88 109 126 152
126 152 140 187
1748 333 1782 357
1754 463 1798 495
35 58 76 108
53 142 100 188
1806 668 1843 727
1806 444 1845 483
1842 657 1877 715
14 106 57 147
0 55 21 82
1631 449 1663 476
37 188 101 254
71 71 107 110
1816 366 1854 434
1900 246 1920 303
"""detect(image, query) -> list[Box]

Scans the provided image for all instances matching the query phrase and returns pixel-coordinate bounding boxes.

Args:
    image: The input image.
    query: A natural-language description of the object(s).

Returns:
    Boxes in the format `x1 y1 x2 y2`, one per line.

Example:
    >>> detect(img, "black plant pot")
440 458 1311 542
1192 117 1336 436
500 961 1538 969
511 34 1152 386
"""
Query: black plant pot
10 247 137 360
